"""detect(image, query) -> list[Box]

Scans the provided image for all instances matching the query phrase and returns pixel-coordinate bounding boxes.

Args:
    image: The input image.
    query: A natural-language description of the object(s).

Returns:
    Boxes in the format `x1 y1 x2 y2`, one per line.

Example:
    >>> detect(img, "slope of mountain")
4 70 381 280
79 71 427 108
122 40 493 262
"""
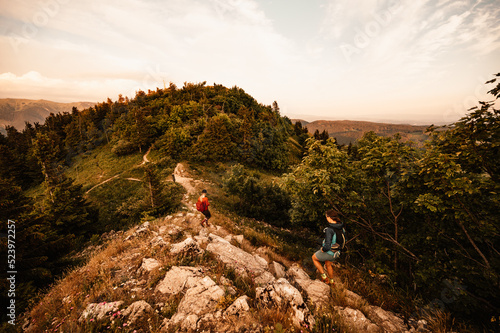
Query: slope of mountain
0 98 95 131
22 162 427 333
294 119 430 145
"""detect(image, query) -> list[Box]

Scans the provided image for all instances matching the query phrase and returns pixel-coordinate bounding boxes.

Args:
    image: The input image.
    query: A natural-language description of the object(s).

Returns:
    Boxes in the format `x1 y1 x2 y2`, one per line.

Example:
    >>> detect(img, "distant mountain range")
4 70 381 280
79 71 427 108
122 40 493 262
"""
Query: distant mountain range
293 119 430 145
0 98 430 144
0 98 95 133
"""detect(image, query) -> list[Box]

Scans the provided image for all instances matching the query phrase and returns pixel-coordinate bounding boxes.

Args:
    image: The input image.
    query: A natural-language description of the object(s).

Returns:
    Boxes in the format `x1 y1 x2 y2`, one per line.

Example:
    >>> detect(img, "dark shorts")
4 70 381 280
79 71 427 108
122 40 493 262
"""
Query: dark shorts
202 209 211 219
314 249 340 262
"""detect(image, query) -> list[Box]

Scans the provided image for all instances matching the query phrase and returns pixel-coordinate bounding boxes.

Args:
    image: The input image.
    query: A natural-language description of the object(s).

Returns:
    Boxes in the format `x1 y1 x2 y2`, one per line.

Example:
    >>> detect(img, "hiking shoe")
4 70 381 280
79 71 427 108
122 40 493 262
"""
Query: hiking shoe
328 279 335 287
320 276 329 284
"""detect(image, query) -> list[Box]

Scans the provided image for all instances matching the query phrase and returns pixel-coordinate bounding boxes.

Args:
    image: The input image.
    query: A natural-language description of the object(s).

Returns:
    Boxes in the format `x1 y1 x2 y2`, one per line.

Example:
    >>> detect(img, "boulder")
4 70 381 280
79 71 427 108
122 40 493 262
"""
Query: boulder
286 265 330 309
135 222 150 236
335 306 381 333
365 305 408 333
138 258 161 274
270 261 286 279
254 254 268 267
122 300 153 325
254 271 276 285
344 289 365 308
224 295 250 317
234 234 244 244
150 235 167 248
124 222 152 241
79 301 124 323
256 278 315 328
170 237 204 255
155 266 204 295
168 276 225 331
206 233 267 278
194 235 209 245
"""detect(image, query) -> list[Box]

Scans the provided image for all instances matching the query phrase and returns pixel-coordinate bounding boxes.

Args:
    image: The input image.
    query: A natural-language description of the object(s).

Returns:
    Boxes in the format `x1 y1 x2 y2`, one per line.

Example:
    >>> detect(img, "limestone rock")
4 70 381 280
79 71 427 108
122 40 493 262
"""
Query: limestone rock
335 306 381 333
79 301 124 323
170 237 204 255
150 235 167 248
234 234 244 244
344 289 365 308
135 222 150 236
254 271 276 285
206 233 267 277
155 266 204 295
224 295 250 317
286 265 330 309
366 305 408 333
194 235 209 245
254 254 268 267
270 261 286 279
168 276 225 331
122 300 153 325
256 278 315 328
138 258 161 274
125 222 151 240
166 225 183 236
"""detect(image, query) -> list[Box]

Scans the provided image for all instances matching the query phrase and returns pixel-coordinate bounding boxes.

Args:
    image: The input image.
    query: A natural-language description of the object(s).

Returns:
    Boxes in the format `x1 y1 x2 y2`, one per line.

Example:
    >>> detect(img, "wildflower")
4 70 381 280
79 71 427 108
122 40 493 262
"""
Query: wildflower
123 323 128 327
90 319 94 322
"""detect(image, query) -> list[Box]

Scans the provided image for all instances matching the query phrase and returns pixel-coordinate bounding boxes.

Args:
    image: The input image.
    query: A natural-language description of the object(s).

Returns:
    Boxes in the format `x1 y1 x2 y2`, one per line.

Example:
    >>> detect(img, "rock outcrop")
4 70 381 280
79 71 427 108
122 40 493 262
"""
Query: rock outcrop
256 278 315 328
23 163 430 333
165 276 225 331
206 233 271 283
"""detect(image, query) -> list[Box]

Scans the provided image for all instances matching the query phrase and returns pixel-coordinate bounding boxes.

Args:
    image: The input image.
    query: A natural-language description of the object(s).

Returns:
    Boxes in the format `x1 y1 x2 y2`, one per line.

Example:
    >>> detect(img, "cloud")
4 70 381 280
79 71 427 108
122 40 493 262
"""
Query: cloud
0 0 303 103
0 0 498 124
0 71 135 102
321 0 500 72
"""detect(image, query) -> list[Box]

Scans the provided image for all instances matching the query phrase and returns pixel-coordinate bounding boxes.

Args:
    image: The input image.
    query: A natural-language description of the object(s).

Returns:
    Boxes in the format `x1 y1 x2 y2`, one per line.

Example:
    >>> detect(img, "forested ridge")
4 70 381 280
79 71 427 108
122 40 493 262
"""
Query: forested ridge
0 77 499 331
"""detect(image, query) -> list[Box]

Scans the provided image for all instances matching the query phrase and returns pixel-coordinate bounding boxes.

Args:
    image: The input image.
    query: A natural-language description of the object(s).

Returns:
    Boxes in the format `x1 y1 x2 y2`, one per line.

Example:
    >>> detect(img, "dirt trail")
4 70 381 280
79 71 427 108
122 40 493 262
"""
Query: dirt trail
141 147 151 165
172 163 197 196
85 174 120 194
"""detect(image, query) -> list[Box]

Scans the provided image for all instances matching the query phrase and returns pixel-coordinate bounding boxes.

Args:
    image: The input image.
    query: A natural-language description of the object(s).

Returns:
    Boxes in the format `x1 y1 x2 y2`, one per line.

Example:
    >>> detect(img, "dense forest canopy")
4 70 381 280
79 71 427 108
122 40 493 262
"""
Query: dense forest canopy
0 76 499 331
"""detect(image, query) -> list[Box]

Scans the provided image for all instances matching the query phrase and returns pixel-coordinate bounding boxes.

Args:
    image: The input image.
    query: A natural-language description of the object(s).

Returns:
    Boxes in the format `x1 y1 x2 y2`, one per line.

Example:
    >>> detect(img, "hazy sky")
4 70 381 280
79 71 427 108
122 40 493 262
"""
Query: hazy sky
1 0 499 124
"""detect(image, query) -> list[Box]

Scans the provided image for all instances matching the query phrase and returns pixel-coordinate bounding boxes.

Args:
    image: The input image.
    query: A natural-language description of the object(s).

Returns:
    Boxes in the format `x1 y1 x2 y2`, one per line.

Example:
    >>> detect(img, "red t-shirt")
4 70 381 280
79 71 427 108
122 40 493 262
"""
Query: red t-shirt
197 196 209 212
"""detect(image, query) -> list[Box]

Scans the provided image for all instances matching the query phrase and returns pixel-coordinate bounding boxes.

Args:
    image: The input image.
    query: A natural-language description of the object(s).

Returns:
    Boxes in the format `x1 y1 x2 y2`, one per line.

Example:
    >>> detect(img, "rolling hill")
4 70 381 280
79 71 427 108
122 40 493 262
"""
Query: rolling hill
0 98 95 133
294 119 430 145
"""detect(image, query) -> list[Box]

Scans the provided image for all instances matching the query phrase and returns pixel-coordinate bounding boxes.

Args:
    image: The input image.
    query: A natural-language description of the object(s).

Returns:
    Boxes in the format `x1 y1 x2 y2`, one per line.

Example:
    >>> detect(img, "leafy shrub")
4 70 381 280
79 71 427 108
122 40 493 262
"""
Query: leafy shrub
111 140 136 156
223 164 290 226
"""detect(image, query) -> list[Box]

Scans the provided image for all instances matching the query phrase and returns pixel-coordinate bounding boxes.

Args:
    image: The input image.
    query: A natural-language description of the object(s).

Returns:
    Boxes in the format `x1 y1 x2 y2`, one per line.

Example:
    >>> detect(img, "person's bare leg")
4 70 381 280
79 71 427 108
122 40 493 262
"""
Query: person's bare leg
325 261 334 278
312 254 325 275
325 260 336 286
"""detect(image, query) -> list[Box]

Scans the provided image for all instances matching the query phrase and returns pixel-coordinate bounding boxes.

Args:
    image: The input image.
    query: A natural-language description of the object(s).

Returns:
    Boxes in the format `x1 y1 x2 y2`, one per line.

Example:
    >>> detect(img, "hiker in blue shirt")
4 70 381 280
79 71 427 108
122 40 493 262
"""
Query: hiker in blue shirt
312 209 345 286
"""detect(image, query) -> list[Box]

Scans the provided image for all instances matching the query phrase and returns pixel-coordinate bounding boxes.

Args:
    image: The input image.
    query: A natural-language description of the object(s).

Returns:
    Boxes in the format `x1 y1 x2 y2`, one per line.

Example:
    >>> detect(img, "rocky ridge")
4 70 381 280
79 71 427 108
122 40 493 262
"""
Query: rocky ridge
22 164 430 332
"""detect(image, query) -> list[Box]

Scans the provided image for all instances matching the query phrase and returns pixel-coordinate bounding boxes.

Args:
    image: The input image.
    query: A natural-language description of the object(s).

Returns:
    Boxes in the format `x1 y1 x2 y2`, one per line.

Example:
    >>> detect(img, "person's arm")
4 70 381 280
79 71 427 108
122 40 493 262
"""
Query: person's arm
322 228 333 252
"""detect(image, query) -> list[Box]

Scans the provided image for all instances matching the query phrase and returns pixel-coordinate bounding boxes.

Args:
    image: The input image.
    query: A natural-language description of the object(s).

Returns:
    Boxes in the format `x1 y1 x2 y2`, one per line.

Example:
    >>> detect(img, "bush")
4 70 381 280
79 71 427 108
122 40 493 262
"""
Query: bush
223 164 290 226
111 140 137 156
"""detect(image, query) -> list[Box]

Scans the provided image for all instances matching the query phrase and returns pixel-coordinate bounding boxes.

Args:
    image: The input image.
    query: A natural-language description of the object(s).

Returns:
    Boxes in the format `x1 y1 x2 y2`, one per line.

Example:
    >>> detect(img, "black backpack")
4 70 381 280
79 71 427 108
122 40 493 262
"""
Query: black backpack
327 226 346 252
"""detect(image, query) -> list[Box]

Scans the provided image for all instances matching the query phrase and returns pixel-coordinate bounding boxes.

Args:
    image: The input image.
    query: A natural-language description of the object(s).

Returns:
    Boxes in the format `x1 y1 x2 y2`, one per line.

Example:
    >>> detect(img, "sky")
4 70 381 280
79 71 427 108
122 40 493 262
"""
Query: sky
0 0 499 125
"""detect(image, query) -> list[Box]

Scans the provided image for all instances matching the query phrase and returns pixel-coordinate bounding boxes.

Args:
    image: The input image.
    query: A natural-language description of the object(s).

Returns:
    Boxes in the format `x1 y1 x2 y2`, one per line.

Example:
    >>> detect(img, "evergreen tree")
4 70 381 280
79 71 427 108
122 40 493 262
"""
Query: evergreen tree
193 114 236 162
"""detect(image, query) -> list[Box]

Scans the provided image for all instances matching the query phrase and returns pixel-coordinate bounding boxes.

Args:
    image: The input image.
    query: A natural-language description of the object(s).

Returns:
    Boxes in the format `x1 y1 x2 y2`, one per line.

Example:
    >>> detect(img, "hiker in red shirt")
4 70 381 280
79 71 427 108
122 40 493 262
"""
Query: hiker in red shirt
196 189 211 227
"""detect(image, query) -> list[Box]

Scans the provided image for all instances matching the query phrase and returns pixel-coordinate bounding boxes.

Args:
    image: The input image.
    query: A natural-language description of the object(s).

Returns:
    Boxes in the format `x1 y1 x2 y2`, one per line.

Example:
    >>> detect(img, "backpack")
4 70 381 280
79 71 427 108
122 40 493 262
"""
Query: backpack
196 198 206 212
328 226 346 252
